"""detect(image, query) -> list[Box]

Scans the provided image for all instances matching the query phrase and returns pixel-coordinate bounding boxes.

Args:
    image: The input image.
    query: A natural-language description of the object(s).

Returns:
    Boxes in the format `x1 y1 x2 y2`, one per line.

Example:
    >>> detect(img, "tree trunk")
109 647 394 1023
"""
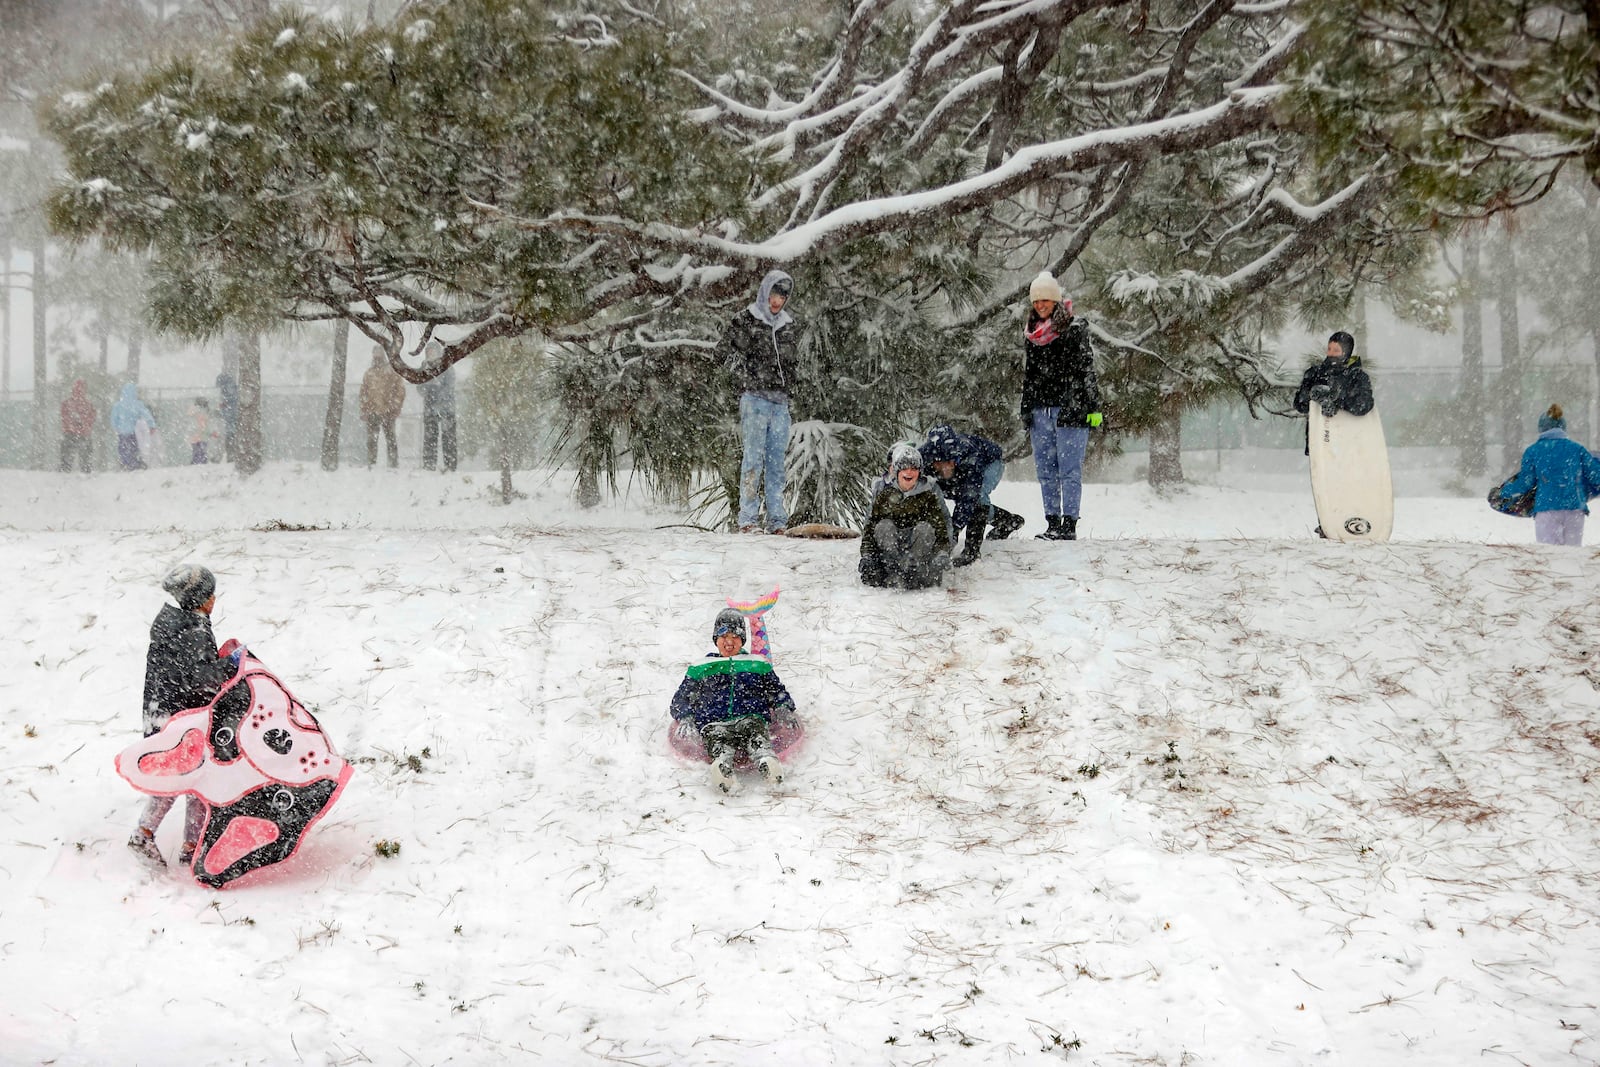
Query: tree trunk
1587 184 1600 443
497 425 515 505
321 320 350 470
1146 394 1184 488
127 324 143 381
31 236 48 469
1458 231 1486 477
98 301 111 371
1496 229 1523 463
235 331 264 475
1 231 11 398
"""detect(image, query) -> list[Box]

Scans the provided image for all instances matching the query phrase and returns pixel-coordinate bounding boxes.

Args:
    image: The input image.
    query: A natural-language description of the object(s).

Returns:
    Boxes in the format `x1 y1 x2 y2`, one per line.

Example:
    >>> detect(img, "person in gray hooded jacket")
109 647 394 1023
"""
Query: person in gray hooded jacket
720 270 801 533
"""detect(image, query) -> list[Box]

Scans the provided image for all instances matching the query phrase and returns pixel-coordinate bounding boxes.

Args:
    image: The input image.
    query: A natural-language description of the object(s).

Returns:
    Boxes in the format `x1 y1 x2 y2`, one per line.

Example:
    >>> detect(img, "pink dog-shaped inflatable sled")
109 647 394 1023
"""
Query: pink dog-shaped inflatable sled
116 644 353 888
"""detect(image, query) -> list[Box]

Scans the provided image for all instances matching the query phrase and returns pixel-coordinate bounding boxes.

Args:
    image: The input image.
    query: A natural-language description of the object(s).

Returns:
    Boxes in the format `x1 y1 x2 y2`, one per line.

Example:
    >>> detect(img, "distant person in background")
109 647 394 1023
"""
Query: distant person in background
1496 404 1600 546
110 383 155 472
59 378 97 473
359 346 407 469
1020 270 1102 541
215 370 239 462
419 341 458 473
187 398 212 465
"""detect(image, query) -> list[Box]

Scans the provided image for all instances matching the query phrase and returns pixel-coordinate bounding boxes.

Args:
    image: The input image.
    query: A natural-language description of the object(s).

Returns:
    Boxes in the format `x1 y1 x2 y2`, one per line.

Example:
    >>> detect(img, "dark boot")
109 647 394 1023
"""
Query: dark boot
1034 515 1062 541
988 507 1024 540
952 520 986 567
1060 516 1078 540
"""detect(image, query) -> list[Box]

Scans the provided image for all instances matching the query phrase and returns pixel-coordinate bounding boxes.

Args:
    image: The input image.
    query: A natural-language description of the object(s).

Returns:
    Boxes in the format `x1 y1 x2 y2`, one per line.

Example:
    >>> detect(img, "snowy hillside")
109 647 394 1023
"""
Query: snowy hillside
1 464 1597 1066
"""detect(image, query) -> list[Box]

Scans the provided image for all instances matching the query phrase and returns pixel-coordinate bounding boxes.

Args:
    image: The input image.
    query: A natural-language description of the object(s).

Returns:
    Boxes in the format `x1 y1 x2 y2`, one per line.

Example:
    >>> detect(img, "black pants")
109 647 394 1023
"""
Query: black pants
701 716 774 763
60 435 93 472
861 520 946 589
421 406 457 471
365 416 398 468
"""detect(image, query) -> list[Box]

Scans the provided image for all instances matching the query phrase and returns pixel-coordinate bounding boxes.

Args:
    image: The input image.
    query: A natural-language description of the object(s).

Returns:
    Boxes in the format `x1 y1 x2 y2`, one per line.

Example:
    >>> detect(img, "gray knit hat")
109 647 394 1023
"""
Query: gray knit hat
162 564 216 610
712 608 747 642
889 442 924 472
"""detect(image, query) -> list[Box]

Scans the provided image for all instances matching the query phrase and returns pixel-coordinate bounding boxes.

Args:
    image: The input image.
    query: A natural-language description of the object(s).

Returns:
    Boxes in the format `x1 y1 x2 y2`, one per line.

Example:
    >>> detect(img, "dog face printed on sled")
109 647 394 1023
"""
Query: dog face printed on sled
116 651 353 888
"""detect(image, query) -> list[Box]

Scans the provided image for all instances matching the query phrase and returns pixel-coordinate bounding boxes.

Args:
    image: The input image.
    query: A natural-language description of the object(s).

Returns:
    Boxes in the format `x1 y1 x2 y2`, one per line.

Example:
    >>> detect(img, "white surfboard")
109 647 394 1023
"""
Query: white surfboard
1308 404 1393 543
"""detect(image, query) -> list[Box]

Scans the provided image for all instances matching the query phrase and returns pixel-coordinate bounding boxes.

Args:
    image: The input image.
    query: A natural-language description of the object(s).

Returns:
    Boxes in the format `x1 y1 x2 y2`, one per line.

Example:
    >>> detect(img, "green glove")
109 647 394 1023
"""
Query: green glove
1086 412 1103 428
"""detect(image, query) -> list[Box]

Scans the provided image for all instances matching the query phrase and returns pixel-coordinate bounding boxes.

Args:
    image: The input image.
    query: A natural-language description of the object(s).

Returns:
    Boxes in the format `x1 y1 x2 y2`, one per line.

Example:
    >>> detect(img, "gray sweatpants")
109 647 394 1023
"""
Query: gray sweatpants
137 795 205 849
1534 509 1586 546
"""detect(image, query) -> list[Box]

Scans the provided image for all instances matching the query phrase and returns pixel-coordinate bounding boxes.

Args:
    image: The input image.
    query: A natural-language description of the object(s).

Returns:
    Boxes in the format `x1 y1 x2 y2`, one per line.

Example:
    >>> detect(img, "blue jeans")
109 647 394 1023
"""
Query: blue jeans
1030 409 1089 518
976 459 1003 523
738 394 791 529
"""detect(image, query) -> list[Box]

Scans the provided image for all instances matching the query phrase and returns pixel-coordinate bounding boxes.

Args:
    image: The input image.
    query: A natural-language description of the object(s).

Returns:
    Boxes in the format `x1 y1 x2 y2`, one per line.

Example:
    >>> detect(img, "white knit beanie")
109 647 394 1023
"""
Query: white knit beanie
1028 271 1063 304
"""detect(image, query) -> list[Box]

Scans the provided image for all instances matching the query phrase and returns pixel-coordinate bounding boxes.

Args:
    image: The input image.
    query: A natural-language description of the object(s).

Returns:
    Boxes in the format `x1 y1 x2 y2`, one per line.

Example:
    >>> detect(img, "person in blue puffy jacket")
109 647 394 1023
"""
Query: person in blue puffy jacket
1497 403 1600 546
670 609 798 792
109 383 156 471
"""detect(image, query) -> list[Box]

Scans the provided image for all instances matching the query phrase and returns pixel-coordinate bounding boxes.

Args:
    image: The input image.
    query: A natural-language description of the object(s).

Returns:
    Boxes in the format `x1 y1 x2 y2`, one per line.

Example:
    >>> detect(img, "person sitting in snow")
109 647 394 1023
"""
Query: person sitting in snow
670 608 797 793
920 424 1024 567
127 564 239 865
859 443 953 589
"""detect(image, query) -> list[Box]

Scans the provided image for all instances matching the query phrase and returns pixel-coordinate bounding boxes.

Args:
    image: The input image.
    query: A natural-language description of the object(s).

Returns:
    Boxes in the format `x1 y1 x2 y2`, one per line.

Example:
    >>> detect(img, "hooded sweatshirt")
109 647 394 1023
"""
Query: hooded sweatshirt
110 384 155 436
721 270 800 401
61 380 97 437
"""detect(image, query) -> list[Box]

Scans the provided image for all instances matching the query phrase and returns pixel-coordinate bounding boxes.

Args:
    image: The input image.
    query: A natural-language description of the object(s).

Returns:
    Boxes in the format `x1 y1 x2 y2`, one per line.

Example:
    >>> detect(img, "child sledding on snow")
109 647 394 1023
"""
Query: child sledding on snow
669 600 800 794
858 443 953 589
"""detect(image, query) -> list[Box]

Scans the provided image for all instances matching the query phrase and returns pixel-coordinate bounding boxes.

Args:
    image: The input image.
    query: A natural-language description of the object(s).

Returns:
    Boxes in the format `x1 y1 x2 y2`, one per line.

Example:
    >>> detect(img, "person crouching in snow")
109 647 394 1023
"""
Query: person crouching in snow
128 564 238 865
920 424 1023 567
670 608 798 793
859 443 953 589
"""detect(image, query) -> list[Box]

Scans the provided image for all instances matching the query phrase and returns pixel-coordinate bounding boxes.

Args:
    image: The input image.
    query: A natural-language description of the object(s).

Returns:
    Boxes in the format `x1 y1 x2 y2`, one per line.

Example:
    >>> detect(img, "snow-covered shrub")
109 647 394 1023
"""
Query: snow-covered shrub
783 420 875 528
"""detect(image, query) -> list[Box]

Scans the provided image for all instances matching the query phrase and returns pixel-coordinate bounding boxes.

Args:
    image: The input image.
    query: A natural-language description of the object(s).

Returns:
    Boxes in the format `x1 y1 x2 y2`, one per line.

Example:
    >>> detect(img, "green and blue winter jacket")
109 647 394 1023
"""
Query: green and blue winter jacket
670 653 797 731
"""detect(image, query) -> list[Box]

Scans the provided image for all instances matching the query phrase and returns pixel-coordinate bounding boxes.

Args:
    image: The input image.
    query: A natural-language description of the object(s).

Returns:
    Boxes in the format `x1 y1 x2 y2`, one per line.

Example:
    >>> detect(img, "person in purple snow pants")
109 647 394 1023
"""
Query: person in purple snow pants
1496 403 1600 546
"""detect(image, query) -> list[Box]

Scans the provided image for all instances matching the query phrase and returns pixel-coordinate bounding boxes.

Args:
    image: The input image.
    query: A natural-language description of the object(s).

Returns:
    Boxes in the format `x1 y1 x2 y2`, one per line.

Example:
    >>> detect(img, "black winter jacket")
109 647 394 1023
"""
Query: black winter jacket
1293 355 1375 454
1020 309 1101 424
141 604 234 736
721 308 801 399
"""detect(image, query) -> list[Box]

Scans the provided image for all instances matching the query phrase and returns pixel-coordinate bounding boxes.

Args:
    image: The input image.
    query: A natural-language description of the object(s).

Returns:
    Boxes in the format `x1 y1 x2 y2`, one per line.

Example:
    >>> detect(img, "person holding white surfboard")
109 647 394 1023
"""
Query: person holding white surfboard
1294 332 1374 436
1294 331 1380 539
1494 404 1600 546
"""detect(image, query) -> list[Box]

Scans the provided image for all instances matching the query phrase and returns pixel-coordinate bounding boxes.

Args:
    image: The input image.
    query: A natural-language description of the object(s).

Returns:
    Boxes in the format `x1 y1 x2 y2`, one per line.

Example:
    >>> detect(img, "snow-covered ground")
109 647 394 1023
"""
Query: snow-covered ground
1 461 1597 1066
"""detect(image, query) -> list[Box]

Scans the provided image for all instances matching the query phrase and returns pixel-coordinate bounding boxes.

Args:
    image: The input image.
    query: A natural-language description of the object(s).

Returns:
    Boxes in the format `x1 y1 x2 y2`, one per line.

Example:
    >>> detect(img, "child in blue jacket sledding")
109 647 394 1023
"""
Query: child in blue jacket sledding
670 608 797 793
1497 404 1600 546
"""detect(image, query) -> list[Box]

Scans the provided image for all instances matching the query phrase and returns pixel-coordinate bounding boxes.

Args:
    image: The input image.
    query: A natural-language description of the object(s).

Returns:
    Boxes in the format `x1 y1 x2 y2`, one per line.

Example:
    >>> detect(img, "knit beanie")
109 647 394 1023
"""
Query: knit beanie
1329 331 1356 360
889 443 924 473
1029 271 1064 304
1538 403 1566 433
162 564 216 610
712 608 747 642
921 424 958 464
